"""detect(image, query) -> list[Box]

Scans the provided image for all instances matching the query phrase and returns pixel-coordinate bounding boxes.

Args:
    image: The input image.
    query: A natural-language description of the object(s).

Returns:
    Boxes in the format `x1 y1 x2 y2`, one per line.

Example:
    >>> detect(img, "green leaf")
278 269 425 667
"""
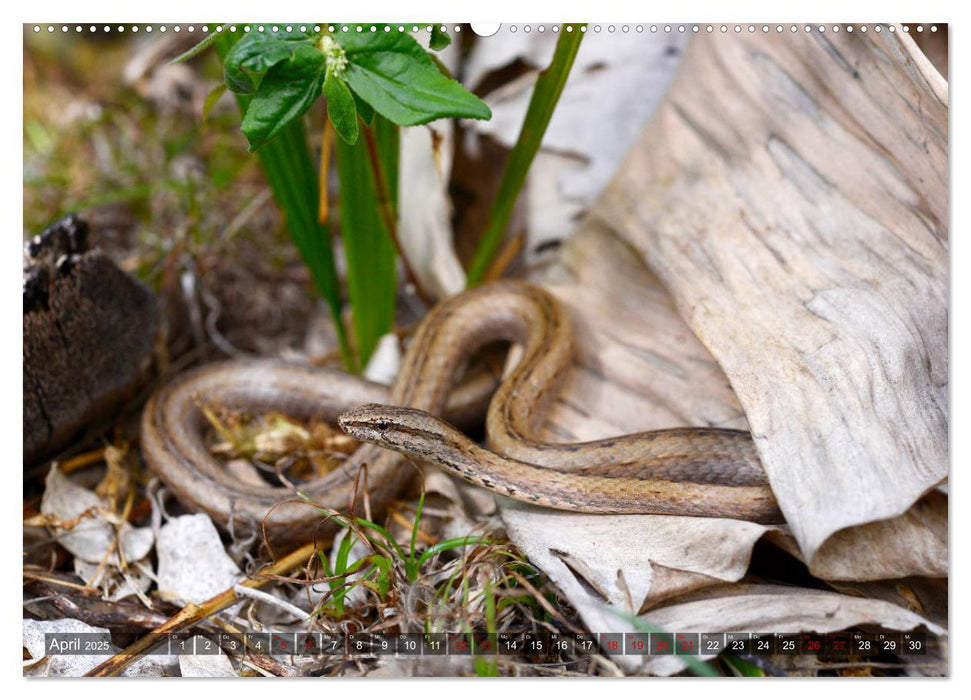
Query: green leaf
367 555 393 597
339 30 490 126
324 71 359 145
466 24 583 285
223 27 318 94
241 44 325 150
416 536 492 570
335 530 357 574
353 517 406 560
353 93 375 126
429 25 451 51
334 116 398 367
251 120 353 369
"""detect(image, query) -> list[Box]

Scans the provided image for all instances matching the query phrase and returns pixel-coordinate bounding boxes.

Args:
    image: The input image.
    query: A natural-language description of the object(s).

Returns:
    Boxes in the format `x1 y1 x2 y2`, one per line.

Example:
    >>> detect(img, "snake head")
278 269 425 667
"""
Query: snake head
338 403 456 459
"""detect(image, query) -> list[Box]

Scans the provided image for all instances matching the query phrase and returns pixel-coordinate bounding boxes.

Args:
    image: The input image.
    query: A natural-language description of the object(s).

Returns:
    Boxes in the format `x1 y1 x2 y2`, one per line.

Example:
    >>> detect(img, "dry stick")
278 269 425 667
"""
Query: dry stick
59 446 108 474
23 571 97 594
83 541 319 677
482 232 525 283
361 125 434 306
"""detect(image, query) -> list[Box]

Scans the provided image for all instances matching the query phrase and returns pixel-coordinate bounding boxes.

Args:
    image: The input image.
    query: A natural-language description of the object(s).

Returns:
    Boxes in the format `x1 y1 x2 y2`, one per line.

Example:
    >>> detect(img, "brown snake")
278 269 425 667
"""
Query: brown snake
142 281 782 544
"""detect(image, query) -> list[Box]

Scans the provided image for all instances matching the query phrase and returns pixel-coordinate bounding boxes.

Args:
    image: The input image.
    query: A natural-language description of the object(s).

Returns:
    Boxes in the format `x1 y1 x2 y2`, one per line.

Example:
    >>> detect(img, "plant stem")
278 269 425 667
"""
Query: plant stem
361 125 434 305
318 117 333 223
465 24 585 286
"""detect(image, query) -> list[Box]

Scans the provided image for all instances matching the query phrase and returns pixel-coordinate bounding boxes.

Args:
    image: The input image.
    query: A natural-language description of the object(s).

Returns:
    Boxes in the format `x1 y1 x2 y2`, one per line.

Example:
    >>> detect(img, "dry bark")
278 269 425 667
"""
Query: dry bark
24 216 158 465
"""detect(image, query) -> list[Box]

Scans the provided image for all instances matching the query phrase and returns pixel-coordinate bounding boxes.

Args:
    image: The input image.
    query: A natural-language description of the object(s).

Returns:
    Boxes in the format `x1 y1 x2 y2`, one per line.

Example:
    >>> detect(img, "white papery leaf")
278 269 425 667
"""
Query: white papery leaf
156 514 243 605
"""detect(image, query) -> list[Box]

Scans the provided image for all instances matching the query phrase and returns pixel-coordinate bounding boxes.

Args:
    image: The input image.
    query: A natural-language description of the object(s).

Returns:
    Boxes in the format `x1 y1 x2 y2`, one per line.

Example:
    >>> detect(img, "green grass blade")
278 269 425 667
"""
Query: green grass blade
474 577 499 676
465 24 584 286
335 529 357 574
352 517 407 561
334 115 398 368
723 654 766 677
215 34 354 370
416 536 493 569
409 492 426 565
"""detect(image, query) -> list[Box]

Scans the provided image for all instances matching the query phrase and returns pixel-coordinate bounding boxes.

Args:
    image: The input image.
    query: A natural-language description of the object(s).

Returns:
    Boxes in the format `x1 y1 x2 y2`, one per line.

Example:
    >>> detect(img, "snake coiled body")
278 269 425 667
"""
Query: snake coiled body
141 281 782 543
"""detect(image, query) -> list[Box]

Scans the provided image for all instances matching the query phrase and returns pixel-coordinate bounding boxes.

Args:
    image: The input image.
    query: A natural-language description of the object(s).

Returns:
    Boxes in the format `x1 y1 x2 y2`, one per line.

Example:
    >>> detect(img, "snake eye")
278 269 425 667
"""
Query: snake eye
376 420 388 431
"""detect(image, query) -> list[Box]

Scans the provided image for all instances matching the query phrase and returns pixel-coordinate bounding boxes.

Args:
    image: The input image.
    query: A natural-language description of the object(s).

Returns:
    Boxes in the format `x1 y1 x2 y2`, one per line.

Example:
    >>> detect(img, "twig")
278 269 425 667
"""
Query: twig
221 188 273 243
22 571 95 593
240 656 282 677
482 232 525 283
84 541 320 677
233 584 309 620
24 580 173 629
59 447 108 474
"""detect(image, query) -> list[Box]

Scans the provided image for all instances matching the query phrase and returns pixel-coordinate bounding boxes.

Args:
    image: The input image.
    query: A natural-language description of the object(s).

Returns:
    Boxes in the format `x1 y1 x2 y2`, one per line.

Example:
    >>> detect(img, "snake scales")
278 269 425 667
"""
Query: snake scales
141 281 781 544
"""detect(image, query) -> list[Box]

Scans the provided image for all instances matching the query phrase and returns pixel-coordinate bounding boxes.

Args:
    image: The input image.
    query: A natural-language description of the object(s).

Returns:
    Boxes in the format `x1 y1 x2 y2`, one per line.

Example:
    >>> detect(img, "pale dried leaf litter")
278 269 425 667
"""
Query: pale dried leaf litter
177 637 238 677
40 465 154 598
466 29 687 259
399 122 465 298
363 331 402 385
156 513 244 605
500 500 777 669
637 584 943 676
40 468 249 628
23 618 176 677
594 29 947 579
41 465 154 562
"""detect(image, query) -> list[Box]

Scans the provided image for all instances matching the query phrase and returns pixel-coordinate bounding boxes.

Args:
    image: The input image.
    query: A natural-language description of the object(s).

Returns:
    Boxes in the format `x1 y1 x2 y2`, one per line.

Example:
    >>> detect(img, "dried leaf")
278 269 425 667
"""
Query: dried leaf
156 514 243 605
40 465 154 564
398 124 466 298
500 498 771 617
74 556 153 602
595 30 947 579
636 584 945 676
178 636 237 677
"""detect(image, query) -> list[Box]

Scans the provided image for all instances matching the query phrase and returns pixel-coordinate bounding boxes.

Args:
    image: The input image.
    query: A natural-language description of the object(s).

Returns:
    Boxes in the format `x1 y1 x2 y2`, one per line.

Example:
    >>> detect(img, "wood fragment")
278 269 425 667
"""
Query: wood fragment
24 216 158 465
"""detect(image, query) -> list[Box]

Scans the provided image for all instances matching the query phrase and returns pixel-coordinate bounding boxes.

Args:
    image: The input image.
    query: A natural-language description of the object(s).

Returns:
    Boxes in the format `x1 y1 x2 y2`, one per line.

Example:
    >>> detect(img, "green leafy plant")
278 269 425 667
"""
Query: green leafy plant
179 23 584 367
179 24 490 370
299 491 494 619
208 33 353 367
218 26 488 151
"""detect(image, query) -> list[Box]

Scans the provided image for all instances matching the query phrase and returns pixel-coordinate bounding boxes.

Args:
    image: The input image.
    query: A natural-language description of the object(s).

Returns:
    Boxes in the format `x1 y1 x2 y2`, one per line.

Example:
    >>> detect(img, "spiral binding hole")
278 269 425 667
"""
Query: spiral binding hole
27 23 940 37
